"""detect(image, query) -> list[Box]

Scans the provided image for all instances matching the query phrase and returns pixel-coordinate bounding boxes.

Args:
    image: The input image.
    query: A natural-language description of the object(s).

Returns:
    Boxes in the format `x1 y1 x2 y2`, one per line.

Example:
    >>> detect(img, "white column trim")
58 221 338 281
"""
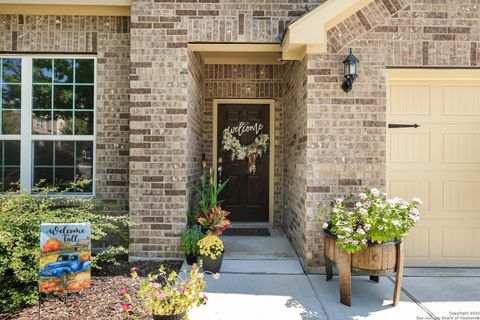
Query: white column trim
20 57 32 191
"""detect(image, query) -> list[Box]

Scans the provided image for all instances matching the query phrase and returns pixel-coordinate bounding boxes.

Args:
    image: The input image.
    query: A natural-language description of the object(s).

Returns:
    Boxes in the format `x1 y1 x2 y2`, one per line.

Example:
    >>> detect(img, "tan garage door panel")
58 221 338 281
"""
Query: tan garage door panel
387 70 480 267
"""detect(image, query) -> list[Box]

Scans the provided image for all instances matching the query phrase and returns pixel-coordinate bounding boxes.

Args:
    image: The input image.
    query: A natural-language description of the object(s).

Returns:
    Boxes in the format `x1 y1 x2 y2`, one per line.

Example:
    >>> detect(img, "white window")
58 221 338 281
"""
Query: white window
0 56 96 194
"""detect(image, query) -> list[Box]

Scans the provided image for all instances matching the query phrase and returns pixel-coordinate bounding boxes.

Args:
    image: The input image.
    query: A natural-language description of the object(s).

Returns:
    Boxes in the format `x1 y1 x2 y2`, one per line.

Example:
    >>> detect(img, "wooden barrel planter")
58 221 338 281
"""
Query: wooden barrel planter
323 229 405 307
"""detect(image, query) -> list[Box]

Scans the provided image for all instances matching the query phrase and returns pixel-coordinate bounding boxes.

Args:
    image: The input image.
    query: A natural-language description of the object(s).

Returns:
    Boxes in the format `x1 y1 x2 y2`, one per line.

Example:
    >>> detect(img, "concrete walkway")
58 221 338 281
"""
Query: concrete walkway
186 235 480 320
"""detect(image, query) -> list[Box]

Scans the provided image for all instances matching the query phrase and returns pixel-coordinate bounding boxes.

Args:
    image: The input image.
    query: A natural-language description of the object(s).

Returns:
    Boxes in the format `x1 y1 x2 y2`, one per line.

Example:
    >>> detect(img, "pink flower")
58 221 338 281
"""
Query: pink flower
120 288 128 295
178 289 185 295
343 227 352 233
121 304 129 312
364 224 371 231
362 238 368 244
157 292 164 300
192 265 197 271
130 267 138 273
203 293 208 303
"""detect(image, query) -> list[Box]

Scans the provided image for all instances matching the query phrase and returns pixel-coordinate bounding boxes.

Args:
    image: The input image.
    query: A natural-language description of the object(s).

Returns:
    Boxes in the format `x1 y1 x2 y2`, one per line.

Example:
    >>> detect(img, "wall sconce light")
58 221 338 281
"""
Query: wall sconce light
341 48 359 93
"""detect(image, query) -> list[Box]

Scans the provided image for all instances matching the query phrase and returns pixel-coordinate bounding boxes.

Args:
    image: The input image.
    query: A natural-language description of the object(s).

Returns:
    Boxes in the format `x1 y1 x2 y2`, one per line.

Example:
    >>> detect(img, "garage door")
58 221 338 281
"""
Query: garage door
387 69 480 267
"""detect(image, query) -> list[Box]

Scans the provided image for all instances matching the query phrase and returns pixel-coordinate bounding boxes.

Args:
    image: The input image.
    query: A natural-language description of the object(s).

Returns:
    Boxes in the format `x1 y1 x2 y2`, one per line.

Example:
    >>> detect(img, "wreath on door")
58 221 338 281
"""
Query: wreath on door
221 129 269 175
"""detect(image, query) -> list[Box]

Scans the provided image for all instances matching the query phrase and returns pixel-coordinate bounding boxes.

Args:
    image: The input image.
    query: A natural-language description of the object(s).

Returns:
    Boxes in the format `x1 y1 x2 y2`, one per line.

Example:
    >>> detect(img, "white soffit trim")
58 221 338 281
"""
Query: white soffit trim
282 0 374 60
188 43 283 65
0 0 130 5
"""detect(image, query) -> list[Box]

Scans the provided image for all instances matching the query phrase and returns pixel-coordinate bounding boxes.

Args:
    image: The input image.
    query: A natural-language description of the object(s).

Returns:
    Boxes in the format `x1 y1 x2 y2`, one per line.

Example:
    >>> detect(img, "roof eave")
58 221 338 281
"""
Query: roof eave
281 0 374 60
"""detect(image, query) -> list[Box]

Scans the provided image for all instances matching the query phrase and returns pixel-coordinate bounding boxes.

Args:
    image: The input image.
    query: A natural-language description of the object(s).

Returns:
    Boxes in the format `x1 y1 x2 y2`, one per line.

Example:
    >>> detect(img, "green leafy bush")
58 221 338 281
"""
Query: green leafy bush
180 228 204 256
0 186 133 312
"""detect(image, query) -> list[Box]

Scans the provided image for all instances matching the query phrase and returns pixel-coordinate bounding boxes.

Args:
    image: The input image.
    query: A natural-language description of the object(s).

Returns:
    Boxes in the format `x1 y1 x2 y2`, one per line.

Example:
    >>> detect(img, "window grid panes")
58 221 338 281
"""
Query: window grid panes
0 56 95 194
0 58 22 134
33 141 93 192
0 140 20 192
32 58 94 136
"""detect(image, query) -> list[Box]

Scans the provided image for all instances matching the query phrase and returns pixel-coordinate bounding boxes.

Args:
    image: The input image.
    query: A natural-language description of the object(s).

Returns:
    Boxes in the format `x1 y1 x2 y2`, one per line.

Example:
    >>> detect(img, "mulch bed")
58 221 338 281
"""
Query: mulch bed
0 258 182 320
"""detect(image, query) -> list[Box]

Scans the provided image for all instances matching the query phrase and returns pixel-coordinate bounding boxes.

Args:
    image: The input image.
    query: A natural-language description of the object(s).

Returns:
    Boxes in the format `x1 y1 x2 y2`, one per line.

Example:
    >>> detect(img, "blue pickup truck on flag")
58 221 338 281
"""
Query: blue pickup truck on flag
39 223 91 292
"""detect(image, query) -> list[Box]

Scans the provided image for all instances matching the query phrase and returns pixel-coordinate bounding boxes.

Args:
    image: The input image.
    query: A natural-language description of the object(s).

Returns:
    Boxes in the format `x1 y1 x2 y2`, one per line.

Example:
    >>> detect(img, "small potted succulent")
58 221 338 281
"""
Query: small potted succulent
180 228 204 265
120 265 207 320
197 235 224 273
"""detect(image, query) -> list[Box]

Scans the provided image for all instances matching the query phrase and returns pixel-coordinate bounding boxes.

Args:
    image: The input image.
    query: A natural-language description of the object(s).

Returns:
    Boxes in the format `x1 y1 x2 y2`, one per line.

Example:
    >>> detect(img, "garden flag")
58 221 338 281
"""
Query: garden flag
39 223 91 293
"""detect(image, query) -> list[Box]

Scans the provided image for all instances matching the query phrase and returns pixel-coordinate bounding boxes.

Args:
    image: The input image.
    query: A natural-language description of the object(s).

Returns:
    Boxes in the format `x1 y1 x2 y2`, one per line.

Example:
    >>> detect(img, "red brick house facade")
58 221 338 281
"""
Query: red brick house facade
1 0 479 271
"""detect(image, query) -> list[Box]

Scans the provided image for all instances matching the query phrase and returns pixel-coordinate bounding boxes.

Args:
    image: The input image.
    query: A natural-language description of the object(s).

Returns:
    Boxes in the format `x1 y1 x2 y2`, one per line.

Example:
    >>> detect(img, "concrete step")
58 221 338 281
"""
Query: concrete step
181 258 304 275
221 236 297 260
181 234 303 275
221 258 304 274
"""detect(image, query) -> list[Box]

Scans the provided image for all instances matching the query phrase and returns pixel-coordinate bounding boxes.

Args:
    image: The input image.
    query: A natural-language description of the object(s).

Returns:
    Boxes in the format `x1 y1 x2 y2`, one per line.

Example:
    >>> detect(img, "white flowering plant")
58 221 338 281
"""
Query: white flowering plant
320 188 422 254
221 129 269 174
222 129 247 161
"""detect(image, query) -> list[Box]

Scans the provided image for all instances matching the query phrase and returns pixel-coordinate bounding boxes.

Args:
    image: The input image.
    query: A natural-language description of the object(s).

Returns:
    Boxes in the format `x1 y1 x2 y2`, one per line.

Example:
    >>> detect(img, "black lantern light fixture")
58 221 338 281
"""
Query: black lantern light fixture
341 48 359 93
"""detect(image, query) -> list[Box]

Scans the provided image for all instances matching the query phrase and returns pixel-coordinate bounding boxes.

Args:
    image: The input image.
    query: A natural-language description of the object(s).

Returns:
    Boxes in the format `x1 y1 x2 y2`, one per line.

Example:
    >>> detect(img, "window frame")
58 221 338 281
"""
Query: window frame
0 54 97 195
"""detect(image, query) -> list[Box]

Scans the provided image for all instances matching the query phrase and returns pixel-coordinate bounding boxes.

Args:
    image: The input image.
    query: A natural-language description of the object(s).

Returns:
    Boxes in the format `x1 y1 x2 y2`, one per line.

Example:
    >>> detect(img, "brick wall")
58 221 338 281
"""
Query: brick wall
204 64 284 225
183 1 325 43
128 0 328 259
187 51 205 215
0 14 131 219
129 3 189 259
301 0 480 271
283 58 308 265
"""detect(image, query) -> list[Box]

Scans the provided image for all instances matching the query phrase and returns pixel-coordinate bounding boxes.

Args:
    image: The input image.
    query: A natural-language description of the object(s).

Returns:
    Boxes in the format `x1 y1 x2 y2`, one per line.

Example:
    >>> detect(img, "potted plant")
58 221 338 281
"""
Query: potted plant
121 265 207 320
197 235 224 273
197 206 231 236
190 164 229 233
318 187 421 306
180 228 204 265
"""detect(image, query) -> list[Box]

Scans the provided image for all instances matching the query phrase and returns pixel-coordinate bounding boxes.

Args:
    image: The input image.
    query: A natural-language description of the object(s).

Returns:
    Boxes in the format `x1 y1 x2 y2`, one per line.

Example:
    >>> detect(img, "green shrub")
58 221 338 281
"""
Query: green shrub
0 186 133 312
180 228 204 256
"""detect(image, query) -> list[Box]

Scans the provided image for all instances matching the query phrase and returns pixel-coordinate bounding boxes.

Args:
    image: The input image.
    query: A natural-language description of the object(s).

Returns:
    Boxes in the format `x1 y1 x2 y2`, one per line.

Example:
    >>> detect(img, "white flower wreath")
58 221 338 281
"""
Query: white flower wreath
221 129 269 174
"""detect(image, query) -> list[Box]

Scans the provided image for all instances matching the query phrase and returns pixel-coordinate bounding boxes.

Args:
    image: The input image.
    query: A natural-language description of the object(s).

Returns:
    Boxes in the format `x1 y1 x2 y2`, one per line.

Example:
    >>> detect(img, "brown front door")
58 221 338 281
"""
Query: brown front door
217 104 270 222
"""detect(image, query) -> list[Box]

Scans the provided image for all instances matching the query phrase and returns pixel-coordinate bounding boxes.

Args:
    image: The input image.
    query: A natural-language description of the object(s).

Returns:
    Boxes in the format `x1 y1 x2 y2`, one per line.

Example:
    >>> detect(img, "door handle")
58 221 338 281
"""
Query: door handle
388 123 420 129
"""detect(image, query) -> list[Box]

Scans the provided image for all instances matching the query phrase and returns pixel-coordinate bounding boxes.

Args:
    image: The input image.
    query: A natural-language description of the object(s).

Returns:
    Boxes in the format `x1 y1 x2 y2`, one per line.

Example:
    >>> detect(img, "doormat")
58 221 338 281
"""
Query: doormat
222 228 271 237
